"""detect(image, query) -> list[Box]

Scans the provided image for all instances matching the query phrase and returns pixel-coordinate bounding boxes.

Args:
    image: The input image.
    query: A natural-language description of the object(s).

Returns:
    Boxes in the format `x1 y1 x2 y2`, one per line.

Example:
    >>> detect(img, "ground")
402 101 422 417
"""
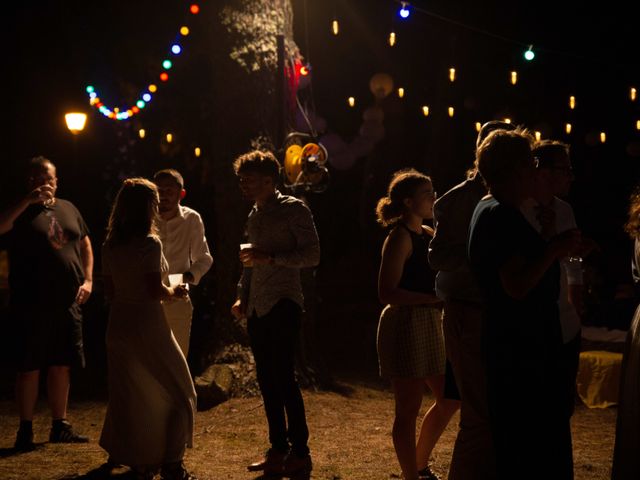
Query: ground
0 379 616 480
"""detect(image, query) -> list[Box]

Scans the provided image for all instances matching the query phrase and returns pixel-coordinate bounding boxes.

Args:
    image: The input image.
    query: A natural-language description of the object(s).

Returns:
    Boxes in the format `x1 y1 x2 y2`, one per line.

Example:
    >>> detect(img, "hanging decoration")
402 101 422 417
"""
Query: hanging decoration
85 3 200 121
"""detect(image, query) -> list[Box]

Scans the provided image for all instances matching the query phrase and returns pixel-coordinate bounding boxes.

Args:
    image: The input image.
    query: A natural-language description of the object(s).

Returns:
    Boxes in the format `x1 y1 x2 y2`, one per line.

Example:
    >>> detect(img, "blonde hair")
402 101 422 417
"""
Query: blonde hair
625 186 640 239
375 169 431 227
105 178 160 245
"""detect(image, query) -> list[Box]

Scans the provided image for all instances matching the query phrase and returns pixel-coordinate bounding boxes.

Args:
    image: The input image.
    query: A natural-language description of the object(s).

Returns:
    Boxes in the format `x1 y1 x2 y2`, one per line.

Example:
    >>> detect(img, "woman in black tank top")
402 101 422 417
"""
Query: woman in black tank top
376 169 459 480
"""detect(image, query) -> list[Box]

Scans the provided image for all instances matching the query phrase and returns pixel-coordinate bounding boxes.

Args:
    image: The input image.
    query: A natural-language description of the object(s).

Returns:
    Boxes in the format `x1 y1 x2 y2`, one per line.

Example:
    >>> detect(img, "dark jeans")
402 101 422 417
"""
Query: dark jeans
248 299 309 457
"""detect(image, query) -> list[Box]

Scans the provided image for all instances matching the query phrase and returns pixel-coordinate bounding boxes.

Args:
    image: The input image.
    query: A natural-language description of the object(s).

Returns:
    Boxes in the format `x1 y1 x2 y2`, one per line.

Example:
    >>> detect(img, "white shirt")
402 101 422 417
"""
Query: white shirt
158 205 213 285
521 196 583 343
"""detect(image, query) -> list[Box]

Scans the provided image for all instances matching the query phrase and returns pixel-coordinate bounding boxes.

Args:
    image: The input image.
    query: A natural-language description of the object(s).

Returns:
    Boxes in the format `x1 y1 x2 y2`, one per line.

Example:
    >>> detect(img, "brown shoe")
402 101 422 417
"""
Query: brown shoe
247 449 287 474
282 453 312 477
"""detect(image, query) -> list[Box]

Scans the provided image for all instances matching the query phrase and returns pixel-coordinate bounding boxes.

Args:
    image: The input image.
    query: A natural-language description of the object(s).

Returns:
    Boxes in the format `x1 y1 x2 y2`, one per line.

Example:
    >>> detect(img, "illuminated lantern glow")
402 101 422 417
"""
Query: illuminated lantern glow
399 2 410 18
510 71 518 85
389 32 396 47
163 60 172 70
397 87 405 98
600 132 606 143
142 93 152 102
180 26 190 36
65 113 87 134
171 44 182 55
448 106 454 117
569 96 576 109
190 4 199 14
524 45 535 61
139 129 146 139
332 19 339 35
195 147 201 157
422 106 429 117
449 68 456 82
348 97 355 107
160 72 169 82
631 87 637 101
149 84 158 93
566 123 572 134
166 133 173 143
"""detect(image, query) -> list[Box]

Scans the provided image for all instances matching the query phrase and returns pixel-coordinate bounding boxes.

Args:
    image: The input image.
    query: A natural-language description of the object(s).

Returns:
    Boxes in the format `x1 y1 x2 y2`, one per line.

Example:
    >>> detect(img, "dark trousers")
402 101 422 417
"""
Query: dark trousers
248 299 309 456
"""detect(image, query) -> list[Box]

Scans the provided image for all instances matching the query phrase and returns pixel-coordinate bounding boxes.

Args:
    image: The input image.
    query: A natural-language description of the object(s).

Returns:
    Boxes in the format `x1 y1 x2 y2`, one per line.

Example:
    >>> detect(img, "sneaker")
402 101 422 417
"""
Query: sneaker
14 426 35 452
247 448 287 474
49 419 89 443
418 465 441 480
160 462 197 480
282 453 312 477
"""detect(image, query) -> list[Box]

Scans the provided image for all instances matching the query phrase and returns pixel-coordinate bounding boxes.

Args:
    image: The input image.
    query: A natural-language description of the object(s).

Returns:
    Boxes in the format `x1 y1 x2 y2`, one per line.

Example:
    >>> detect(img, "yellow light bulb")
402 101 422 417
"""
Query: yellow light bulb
565 123 572 134
166 133 173 143
569 96 576 110
510 71 518 85
139 129 146 139
504 118 512 124
389 32 396 47
448 106 454 117
332 20 339 35
636 120 640 131
449 68 456 82
398 87 405 98
348 97 355 107
600 132 606 143
195 147 201 157
631 87 637 102
535 131 541 142
180 26 189 36
149 84 158 93
422 106 429 117
475 122 482 132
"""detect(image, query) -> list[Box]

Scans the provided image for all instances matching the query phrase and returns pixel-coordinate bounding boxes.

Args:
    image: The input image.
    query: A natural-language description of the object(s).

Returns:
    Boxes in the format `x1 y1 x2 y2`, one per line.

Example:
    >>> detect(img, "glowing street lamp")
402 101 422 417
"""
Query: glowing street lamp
65 112 87 135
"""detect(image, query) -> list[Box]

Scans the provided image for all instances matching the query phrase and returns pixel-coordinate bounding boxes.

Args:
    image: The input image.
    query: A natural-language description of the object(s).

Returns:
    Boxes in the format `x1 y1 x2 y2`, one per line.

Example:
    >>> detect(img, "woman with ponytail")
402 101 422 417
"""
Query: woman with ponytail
376 169 459 480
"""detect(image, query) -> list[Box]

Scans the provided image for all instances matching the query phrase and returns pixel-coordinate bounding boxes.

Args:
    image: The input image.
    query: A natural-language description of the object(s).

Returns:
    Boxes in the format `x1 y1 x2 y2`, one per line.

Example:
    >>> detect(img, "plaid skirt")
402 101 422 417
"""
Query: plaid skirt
377 304 445 378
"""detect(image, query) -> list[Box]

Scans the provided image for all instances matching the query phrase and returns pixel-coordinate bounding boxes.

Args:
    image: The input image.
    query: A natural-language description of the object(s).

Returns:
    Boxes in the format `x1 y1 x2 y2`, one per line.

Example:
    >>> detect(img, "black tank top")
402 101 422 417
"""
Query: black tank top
397 223 436 294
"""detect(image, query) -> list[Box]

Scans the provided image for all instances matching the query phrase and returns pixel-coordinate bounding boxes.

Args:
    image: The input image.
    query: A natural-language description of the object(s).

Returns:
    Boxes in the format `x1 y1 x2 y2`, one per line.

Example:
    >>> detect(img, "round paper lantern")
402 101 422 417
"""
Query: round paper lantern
369 73 394 100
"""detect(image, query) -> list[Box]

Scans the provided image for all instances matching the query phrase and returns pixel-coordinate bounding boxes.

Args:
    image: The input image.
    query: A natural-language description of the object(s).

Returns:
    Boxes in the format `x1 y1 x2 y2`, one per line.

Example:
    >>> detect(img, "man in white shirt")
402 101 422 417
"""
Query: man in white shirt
154 169 213 356
520 140 585 416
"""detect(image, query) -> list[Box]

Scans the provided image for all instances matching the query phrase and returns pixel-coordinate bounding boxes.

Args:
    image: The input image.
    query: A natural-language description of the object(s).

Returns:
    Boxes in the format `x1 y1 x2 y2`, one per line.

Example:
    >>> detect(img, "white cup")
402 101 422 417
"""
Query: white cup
168 273 183 287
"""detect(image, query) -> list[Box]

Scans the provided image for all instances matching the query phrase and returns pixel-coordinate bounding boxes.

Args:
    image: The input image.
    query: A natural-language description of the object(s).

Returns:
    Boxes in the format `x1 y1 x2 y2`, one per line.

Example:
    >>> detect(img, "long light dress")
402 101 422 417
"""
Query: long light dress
100 235 196 470
612 238 640 480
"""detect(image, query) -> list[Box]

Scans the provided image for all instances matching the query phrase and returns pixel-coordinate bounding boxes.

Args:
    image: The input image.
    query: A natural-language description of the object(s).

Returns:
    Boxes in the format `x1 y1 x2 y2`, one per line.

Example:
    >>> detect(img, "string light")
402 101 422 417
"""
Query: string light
397 87 405 98
138 129 146 139
189 4 200 15
348 96 355 107
448 106 454 117
569 96 576 109
148 84 157 93
171 45 182 55
194 147 201 157
631 87 637 102
166 133 173 143
422 106 430 117
637 120 640 131
534 131 542 141
449 68 456 82
600 132 606 143
510 71 518 85
389 31 396 46
504 118 512 124
332 19 339 35
180 26 190 36
160 72 169 82
475 122 482 132
566 123 572 134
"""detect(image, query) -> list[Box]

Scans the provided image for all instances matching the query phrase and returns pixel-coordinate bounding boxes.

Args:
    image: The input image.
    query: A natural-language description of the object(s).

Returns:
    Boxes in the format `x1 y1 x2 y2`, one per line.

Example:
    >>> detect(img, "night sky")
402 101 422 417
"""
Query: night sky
4 0 640 283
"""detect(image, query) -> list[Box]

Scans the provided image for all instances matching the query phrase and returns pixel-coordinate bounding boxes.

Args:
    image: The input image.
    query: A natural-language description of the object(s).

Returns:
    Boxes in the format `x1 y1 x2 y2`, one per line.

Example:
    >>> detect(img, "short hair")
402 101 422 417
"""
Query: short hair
153 169 184 189
27 155 55 174
475 127 534 189
476 120 517 149
233 150 281 182
532 140 570 169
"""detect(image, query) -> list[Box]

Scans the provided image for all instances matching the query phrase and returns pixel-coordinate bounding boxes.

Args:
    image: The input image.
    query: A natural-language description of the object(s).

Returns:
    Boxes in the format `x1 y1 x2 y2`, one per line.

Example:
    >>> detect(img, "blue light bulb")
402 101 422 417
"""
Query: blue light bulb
171 44 182 55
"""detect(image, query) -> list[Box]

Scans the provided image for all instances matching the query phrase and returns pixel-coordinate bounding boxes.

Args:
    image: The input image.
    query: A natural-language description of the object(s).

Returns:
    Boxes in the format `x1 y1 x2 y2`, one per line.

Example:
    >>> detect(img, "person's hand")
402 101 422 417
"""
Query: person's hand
173 284 189 299
26 184 54 205
75 280 92 305
231 299 246 320
239 248 272 266
549 228 582 259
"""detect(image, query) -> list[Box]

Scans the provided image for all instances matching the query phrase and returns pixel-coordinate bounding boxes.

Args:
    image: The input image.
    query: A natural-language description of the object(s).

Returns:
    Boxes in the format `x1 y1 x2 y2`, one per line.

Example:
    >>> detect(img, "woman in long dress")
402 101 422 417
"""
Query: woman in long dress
376 169 460 480
100 178 197 480
612 186 640 480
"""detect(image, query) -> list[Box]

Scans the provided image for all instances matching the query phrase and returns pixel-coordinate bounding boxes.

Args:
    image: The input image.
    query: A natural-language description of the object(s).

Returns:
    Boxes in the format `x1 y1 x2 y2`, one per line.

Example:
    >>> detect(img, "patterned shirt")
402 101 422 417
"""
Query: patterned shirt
238 190 320 317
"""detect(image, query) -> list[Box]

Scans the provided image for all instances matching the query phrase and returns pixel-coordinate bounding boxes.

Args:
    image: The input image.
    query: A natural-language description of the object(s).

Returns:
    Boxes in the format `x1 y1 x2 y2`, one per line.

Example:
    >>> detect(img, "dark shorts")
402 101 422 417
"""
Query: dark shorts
9 301 85 372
